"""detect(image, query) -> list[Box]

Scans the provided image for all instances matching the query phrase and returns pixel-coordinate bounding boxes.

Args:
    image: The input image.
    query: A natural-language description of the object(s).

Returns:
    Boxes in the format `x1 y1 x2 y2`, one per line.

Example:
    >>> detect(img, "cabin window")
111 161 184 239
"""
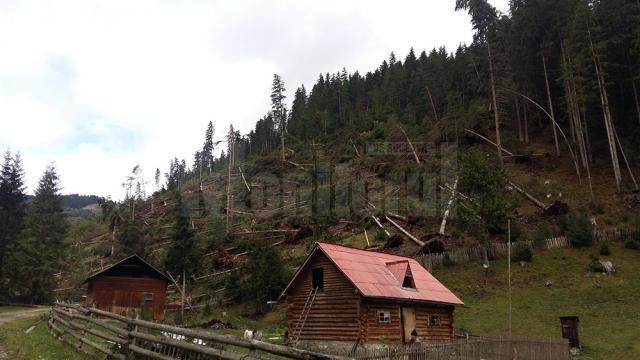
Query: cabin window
378 311 391 323
312 268 324 289
402 270 416 289
143 292 154 301
429 315 441 326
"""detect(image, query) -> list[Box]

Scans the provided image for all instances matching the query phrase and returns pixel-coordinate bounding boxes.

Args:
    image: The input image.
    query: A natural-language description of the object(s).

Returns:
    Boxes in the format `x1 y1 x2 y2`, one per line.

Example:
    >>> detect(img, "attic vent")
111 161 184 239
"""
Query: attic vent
402 266 416 289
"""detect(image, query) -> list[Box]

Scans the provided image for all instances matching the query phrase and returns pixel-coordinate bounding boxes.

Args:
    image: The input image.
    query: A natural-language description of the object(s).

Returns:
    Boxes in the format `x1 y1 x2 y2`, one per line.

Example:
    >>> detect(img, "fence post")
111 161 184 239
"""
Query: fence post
126 314 139 359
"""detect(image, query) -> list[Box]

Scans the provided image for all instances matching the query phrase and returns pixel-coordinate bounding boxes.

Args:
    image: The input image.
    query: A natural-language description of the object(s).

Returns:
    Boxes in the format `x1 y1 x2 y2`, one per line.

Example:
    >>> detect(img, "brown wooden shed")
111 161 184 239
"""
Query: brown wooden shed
83 255 170 320
280 242 463 349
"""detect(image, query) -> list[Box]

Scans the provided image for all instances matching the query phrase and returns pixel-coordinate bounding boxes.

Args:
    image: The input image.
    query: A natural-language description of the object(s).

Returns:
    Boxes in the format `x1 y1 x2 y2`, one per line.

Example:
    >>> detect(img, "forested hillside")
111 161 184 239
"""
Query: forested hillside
1 0 640 324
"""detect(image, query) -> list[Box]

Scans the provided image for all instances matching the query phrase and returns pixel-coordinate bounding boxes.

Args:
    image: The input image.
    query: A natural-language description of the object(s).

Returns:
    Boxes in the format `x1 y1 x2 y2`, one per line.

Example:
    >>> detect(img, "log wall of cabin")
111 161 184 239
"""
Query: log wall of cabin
87 276 167 320
286 253 360 342
362 301 454 343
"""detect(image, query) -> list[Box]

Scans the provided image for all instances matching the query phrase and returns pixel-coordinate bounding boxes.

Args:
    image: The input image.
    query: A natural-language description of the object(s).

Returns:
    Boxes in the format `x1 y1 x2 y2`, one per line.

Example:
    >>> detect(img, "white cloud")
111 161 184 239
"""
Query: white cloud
0 0 509 199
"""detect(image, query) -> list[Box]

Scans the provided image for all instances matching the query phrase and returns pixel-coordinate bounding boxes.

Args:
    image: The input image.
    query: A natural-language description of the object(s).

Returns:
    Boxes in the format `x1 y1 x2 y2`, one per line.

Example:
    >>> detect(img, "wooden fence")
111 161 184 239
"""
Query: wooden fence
344 337 571 360
48 302 347 360
417 227 636 271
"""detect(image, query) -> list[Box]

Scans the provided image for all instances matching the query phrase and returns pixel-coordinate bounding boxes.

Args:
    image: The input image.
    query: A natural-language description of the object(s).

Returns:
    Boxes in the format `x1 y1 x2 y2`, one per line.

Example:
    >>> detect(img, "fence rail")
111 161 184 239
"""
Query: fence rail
417 227 636 271
48 302 347 360
343 337 571 360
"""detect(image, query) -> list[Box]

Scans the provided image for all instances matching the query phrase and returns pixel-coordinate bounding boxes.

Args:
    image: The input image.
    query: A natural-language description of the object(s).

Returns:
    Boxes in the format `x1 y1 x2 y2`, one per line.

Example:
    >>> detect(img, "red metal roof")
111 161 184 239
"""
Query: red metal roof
283 242 463 306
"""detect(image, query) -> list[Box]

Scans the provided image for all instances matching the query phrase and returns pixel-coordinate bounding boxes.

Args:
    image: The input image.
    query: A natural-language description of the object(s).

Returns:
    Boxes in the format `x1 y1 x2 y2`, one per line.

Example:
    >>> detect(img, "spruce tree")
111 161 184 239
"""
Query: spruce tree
202 121 215 175
0 151 27 270
271 74 287 161
164 193 203 281
2 164 67 304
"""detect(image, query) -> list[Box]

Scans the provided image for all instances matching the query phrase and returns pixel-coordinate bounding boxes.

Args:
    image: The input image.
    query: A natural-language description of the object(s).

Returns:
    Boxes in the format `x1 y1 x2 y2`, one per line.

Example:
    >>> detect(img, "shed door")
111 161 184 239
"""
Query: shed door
401 306 416 343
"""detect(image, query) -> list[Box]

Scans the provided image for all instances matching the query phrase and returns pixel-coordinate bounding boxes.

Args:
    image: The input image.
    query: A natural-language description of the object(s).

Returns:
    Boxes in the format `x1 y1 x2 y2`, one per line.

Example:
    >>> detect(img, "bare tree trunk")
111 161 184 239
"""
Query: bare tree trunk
632 79 640 126
561 40 594 199
523 94 529 143
426 85 439 122
589 27 622 193
543 56 561 156
613 126 639 191
226 126 235 226
488 43 503 167
515 97 523 142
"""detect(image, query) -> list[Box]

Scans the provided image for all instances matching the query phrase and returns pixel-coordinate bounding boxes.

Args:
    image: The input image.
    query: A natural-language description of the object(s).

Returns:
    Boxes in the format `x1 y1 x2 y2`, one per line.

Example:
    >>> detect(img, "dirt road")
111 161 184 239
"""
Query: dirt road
0 308 49 359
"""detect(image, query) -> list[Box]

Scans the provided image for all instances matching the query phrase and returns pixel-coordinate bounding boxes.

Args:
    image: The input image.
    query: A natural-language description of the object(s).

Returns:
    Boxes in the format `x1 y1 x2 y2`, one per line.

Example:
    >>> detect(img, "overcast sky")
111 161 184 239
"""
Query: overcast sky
0 0 509 200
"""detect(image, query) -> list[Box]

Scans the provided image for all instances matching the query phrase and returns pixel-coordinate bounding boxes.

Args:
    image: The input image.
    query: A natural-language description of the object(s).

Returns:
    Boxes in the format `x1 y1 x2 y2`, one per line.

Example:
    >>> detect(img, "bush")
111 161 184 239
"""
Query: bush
512 243 533 263
587 254 605 273
599 243 611 256
624 239 640 250
533 226 553 249
563 212 593 247
442 253 454 267
589 202 605 215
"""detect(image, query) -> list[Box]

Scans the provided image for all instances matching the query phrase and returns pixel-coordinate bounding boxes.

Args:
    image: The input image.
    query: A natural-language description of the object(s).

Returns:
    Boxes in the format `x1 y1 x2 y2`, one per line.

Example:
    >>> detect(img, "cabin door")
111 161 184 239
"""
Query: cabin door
400 306 416 343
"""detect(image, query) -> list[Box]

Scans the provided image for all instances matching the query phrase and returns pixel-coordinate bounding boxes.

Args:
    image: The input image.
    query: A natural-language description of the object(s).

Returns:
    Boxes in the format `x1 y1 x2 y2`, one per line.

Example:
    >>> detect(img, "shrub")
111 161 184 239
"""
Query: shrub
589 202 605 215
512 243 533 263
587 254 605 273
533 226 553 249
442 253 454 267
624 239 640 250
563 212 593 247
599 243 611 256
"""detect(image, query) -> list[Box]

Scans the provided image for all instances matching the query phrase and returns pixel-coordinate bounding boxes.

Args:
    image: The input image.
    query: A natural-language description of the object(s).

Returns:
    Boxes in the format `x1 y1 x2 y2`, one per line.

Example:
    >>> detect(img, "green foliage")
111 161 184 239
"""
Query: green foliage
599 243 611 256
0 150 27 285
207 212 229 250
562 211 593 248
533 226 553 248
511 243 533 263
458 148 515 241
442 253 454 267
225 270 242 303
1 165 67 304
624 239 640 250
589 202 605 215
117 219 145 256
164 193 203 281
241 243 290 314
587 254 605 273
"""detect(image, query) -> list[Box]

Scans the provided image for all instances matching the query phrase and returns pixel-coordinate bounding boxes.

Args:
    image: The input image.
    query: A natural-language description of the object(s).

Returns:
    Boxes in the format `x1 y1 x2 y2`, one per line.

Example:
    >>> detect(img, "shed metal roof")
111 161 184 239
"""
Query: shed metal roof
282 242 463 306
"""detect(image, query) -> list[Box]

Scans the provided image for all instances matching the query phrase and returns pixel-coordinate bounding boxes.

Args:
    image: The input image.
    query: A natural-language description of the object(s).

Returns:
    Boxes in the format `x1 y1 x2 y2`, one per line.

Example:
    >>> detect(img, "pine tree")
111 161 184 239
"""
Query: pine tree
271 74 287 161
2 164 67 304
0 151 27 270
202 121 215 175
164 193 203 282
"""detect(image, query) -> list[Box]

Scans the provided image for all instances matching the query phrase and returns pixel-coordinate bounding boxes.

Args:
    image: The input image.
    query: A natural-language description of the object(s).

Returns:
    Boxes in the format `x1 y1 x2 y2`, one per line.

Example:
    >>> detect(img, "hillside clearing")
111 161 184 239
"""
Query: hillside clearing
434 242 640 360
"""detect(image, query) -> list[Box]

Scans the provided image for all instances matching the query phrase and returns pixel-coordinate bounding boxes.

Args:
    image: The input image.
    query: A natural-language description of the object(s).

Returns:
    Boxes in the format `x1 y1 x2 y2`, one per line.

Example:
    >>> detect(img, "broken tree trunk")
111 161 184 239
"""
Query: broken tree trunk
384 215 424 247
488 43 504 168
464 128 514 156
439 177 459 235
612 126 639 191
371 215 391 237
509 181 547 210
397 125 420 165
543 56 561 156
589 26 622 193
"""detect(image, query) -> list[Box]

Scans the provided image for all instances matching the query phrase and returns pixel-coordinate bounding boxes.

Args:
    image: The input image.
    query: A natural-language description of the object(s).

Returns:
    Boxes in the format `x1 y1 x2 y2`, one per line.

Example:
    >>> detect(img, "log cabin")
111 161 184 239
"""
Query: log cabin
83 255 170 320
280 242 463 350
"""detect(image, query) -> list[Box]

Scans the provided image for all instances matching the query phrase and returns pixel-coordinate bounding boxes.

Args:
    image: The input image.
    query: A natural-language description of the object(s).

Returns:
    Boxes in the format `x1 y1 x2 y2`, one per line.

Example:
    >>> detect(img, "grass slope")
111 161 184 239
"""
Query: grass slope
0 315 87 360
434 242 640 360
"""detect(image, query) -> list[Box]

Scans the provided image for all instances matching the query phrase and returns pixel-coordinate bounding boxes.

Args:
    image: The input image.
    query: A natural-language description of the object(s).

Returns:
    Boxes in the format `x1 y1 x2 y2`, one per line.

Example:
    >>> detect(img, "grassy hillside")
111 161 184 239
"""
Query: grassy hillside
434 242 640 360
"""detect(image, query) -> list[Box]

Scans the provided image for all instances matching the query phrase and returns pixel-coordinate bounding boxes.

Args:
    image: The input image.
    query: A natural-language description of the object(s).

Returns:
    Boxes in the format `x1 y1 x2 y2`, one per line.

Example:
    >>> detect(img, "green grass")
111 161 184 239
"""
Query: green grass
434 242 640 360
0 315 89 360
0 306 34 316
